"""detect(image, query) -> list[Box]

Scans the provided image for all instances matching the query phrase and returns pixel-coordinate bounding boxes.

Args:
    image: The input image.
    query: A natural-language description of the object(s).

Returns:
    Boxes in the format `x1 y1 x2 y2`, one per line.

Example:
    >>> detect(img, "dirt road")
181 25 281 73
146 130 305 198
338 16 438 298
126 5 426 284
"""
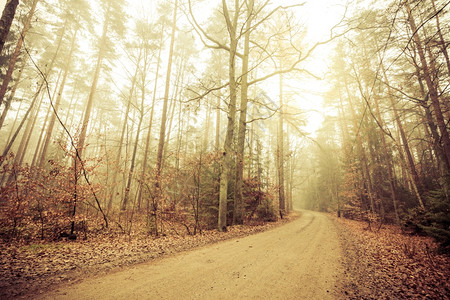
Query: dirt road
38 211 345 299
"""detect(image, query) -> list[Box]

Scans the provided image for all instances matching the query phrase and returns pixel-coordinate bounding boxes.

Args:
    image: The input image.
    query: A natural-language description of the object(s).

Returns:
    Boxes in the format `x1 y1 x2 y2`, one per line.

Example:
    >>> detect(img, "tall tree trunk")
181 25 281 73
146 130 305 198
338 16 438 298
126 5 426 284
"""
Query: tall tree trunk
121 109 135 204
218 0 239 232
15 90 44 166
154 0 177 195
215 89 221 152
77 3 110 157
0 0 38 108
108 55 140 211
10 76 59 172
277 72 286 214
37 28 78 170
29 95 51 168
134 43 151 211
286 126 292 212
344 77 375 214
175 93 183 172
422 91 449 176
183 107 191 161
149 1 178 236
405 0 450 173
29 21 69 169
248 102 255 179
380 56 425 208
425 43 450 129
0 0 20 54
163 60 183 165
336 89 351 217
430 0 450 75
0 86 40 170
137 28 164 209
203 98 211 152
0 57 24 129
373 94 400 224
412 55 450 177
122 99 143 211
30 67 63 169
4 92 22 146
233 0 253 225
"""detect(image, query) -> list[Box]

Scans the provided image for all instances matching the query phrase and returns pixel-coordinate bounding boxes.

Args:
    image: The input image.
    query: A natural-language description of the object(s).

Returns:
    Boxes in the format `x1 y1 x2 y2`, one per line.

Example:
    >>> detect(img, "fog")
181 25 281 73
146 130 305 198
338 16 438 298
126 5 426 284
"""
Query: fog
0 0 448 240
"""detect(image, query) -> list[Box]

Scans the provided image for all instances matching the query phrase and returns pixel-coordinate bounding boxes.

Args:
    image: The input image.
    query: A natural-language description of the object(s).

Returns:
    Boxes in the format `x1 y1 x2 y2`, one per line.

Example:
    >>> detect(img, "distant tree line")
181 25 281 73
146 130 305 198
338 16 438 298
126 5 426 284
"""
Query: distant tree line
300 0 450 252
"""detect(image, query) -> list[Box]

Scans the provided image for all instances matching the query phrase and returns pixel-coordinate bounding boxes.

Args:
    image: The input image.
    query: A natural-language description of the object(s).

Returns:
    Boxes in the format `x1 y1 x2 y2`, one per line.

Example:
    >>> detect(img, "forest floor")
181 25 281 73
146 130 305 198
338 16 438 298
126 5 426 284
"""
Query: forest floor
0 215 295 299
1 211 449 299
34 210 343 299
334 216 450 299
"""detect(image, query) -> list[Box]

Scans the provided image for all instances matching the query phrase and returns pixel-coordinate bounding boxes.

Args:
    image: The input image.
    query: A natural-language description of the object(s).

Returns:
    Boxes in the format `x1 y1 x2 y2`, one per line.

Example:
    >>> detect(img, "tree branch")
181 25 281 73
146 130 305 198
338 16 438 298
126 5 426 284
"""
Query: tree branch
186 0 243 58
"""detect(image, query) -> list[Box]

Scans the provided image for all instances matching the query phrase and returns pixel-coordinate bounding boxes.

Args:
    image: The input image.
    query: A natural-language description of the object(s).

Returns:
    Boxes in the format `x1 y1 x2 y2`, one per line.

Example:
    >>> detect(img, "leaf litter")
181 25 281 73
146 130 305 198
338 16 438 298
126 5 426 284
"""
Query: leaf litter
0 216 295 299
334 216 450 299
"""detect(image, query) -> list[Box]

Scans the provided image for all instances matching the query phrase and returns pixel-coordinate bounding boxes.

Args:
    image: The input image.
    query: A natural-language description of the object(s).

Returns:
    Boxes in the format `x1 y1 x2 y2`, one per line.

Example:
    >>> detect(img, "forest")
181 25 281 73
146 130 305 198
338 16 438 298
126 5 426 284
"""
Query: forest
0 0 448 253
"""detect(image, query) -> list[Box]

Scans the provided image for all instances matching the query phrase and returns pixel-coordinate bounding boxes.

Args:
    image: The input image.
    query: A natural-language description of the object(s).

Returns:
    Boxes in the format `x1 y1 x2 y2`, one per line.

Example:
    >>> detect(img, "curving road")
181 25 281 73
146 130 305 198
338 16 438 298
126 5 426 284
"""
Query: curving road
39 211 345 299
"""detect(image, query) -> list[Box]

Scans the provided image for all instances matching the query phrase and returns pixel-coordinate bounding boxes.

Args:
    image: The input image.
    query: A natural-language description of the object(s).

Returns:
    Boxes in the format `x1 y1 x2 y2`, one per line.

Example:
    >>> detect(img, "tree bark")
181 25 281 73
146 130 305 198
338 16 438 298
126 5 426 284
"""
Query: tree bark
107 51 141 211
77 2 110 157
37 28 78 170
430 0 450 75
29 20 69 169
163 59 183 165
122 92 143 211
0 57 24 129
215 86 221 152
0 0 20 54
175 92 183 172
154 0 178 212
405 0 450 174
15 89 45 167
277 72 286 213
382 65 422 191
0 86 40 169
344 76 375 214
0 0 38 109
218 0 239 232
373 94 400 224
137 29 162 209
121 44 145 211
233 0 253 225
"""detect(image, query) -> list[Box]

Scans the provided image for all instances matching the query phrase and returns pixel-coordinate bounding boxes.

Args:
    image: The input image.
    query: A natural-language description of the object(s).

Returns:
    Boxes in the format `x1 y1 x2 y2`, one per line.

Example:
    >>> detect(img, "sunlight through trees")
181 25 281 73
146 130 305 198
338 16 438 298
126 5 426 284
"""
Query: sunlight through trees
0 0 448 251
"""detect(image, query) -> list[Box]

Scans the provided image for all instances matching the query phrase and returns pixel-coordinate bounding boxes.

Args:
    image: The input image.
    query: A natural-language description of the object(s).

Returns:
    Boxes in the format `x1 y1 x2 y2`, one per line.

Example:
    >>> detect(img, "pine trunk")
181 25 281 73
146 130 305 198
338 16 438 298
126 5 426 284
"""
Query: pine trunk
108 59 139 210
0 0 38 108
38 28 78 170
373 94 400 224
154 0 178 218
0 86 40 169
0 58 24 129
344 78 375 214
137 29 164 209
122 103 143 211
77 4 110 157
430 0 450 75
0 0 20 54
406 1 450 174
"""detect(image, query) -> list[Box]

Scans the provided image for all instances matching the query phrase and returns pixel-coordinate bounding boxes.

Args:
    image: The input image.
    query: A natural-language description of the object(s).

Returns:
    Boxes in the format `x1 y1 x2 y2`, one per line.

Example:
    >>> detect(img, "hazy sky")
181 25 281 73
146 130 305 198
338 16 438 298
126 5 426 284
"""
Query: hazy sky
123 0 346 135
0 0 346 135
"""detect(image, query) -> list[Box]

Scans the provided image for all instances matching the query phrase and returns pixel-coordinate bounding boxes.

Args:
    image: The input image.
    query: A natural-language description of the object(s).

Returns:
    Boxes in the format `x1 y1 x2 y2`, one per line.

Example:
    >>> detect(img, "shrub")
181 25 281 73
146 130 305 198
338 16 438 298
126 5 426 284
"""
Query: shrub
402 188 450 253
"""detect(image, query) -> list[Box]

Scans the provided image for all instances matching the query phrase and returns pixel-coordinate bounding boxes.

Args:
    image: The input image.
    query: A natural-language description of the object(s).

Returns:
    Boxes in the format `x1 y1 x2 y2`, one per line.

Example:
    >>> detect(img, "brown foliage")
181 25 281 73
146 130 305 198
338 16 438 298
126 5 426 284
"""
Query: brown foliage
0 213 296 299
0 152 103 242
335 216 450 299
